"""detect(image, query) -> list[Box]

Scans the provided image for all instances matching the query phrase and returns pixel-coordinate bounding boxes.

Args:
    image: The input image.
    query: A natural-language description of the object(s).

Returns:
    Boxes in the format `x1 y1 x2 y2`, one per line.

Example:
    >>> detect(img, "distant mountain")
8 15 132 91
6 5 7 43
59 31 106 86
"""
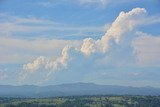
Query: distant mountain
0 83 160 98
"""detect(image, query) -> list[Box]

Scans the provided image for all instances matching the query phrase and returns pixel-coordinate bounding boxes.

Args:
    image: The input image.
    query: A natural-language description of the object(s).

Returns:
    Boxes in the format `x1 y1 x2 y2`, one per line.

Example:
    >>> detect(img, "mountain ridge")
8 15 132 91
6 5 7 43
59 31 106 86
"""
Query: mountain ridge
0 82 160 98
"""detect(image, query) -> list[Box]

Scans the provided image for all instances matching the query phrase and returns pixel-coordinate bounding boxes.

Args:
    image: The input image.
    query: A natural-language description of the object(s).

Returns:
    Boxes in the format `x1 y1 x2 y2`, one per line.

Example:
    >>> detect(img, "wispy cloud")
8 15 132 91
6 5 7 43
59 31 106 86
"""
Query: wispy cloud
141 14 160 25
37 1 53 7
133 32 160 67
0 37 81 64
37 0 136 8
0 13 106 39
79 0 111 7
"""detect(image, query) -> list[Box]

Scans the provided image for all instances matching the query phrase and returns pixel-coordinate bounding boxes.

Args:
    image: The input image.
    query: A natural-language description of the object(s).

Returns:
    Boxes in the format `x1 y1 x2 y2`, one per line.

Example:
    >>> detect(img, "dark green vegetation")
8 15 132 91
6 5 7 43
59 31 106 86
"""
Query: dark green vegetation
0 95 160 107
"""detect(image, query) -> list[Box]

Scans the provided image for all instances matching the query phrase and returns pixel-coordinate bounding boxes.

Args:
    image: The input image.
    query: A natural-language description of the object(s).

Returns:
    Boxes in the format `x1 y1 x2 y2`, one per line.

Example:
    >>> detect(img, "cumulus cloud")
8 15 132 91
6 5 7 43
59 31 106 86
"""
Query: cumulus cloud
80 38 96 55
23 46 75 71
81 8 146 55
23 56 47 71
20 8 148 84
20 46 78 82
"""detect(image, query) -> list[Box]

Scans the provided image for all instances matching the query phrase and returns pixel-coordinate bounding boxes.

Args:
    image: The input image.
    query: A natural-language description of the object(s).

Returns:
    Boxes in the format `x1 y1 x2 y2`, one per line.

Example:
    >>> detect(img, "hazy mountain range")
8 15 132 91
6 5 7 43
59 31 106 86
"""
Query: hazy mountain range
0 83 159 98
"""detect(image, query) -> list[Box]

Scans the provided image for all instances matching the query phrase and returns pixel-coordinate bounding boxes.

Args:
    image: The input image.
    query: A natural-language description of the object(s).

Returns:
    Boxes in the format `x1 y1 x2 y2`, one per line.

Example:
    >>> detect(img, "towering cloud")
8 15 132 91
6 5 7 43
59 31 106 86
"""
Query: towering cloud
21 8 147 83
81 8 146 55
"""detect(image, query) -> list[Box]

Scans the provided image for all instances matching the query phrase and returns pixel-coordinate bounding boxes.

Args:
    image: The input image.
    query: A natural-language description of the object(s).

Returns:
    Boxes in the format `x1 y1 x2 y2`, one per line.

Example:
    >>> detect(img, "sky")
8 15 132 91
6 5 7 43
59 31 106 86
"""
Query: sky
0 0 160 87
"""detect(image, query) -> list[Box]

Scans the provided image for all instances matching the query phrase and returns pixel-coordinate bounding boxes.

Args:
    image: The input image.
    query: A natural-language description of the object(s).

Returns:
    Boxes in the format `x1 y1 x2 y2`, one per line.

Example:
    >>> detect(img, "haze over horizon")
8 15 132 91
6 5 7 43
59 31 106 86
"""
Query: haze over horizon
0 0 160 88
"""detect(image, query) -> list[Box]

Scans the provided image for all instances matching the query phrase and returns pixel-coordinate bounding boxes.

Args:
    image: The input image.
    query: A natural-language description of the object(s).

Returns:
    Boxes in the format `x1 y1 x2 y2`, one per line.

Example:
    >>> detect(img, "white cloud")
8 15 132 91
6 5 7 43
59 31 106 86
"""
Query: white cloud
80 38 96 55
23 56 46 71
23 46 74 72
21 8 152 84
81 8 147 55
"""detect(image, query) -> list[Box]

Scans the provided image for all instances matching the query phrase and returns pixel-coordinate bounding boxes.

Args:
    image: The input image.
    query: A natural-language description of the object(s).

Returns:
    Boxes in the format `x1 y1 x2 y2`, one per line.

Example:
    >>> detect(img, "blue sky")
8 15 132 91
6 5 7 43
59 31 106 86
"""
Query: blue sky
0 0 160 87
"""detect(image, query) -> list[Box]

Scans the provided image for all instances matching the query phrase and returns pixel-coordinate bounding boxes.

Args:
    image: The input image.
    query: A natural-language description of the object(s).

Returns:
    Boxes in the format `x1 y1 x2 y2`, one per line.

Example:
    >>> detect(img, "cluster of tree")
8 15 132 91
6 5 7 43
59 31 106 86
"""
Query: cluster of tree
6 103 56 107
1 95 160 107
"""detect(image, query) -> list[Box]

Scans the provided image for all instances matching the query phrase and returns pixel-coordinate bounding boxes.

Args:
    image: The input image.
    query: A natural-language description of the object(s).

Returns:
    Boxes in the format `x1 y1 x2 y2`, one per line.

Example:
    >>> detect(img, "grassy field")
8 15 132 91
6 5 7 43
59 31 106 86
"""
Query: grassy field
0 95 160 107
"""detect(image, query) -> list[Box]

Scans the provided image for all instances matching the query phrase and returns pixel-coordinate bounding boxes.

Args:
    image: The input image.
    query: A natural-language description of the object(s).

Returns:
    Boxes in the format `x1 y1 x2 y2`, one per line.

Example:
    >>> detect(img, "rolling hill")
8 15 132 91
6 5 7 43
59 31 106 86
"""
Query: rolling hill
0 83 159 98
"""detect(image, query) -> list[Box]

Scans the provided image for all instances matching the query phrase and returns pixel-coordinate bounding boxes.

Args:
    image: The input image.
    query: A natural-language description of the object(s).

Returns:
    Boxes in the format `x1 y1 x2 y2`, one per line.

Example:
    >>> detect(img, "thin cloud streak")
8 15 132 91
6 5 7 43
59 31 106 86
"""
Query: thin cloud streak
0 13 106 39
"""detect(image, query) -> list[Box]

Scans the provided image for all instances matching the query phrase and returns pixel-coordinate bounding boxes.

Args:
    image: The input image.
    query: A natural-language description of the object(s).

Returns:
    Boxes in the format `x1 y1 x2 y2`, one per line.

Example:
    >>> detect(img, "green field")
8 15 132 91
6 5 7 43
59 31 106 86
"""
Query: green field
0 95 160 107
